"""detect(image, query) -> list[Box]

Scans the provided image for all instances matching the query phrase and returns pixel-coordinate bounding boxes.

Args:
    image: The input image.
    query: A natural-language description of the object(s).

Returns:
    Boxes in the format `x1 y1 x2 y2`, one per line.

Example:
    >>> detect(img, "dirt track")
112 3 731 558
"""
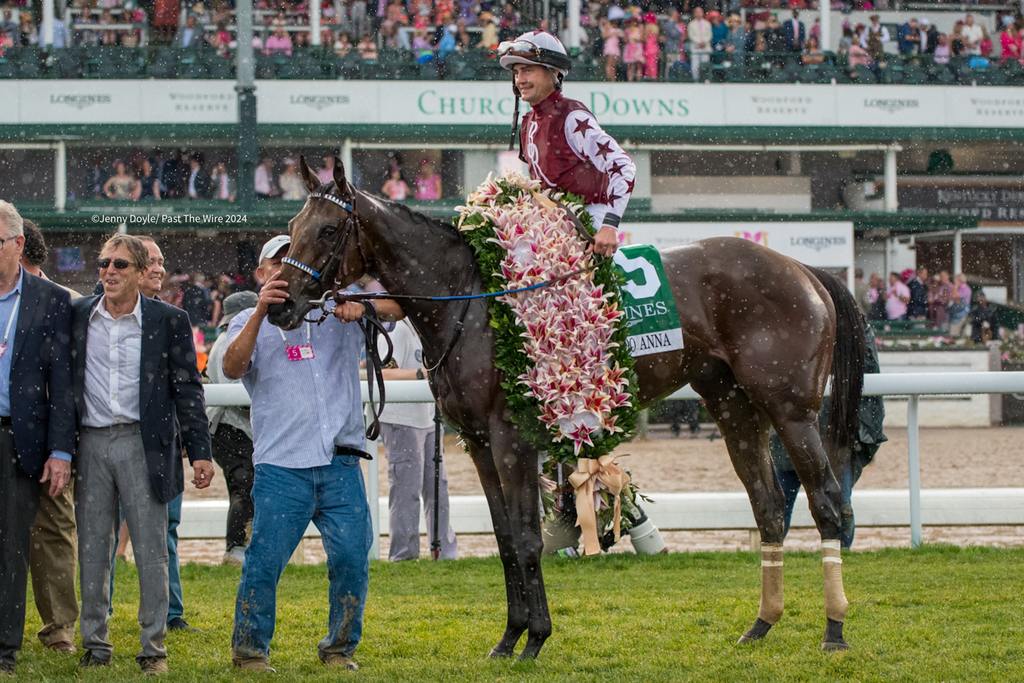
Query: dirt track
176 426 1024 563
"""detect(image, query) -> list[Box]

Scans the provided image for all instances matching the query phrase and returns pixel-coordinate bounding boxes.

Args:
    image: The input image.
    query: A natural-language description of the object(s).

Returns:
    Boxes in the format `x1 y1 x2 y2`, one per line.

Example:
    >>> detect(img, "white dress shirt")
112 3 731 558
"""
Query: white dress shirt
82 295 143 428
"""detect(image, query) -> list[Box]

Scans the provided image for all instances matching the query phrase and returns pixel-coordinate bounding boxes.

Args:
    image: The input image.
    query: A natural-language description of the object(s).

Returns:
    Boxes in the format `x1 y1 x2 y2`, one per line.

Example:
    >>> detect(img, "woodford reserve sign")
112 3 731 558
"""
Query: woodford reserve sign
5 81 1024 129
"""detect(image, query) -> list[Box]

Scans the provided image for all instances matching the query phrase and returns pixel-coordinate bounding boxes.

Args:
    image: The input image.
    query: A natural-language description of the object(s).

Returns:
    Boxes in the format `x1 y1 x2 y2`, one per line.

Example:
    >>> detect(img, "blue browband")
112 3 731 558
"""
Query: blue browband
282 190 356 281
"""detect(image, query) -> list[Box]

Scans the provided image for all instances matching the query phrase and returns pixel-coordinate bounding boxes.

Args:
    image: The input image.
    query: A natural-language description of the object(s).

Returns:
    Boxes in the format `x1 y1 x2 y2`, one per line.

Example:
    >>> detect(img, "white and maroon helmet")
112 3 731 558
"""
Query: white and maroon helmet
498 31 572 77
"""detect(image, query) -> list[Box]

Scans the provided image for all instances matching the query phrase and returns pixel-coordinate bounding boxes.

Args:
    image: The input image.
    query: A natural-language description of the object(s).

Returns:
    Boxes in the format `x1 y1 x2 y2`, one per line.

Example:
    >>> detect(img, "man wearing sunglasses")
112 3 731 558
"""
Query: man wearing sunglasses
499 30 636 257
0 202 75 677
71 234 214 675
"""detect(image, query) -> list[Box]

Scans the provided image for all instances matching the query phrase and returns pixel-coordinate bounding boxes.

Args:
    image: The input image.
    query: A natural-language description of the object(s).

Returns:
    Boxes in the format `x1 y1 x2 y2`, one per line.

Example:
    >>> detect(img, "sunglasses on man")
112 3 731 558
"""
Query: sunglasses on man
97 258 133 270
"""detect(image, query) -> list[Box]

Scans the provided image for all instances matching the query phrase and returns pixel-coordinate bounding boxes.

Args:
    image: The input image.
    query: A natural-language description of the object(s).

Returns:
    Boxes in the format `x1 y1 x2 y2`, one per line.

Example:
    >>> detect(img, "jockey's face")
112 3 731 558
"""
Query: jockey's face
513 64 557 105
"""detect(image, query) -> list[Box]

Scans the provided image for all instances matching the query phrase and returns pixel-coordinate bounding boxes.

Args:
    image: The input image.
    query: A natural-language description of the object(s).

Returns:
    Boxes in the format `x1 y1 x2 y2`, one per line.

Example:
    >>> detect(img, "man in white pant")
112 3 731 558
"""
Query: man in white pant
687 8 713 81
380 319 457 561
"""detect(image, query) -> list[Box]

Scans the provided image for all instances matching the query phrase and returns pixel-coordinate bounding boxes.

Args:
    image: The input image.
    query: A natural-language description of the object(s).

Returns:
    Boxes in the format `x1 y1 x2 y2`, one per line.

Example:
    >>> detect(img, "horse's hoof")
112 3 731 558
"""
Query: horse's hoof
821 618 849 652
737 617 773 644
488 647 515 659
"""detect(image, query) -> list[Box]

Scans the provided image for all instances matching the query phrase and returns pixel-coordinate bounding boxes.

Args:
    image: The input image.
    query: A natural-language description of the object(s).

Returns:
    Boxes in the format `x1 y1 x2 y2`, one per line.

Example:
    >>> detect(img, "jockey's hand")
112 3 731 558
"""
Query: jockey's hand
592 226 619 257
334 301 367 323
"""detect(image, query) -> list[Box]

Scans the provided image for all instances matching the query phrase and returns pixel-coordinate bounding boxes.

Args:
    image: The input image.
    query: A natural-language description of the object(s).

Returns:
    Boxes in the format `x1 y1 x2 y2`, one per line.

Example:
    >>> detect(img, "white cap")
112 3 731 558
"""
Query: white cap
259 234 290 262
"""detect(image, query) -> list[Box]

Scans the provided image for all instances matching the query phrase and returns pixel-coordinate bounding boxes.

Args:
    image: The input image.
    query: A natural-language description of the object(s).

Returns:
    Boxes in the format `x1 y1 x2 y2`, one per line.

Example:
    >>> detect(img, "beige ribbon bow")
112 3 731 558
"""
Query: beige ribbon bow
568 455 631 556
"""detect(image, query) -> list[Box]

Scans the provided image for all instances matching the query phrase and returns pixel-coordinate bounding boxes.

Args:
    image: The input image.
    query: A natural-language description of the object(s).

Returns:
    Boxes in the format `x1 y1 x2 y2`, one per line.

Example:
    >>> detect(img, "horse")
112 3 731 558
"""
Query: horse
267 157 866 658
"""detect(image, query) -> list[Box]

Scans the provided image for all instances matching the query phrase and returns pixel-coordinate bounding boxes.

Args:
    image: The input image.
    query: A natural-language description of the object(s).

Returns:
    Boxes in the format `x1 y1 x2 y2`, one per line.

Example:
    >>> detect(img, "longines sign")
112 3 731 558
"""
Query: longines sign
5 81 1024 128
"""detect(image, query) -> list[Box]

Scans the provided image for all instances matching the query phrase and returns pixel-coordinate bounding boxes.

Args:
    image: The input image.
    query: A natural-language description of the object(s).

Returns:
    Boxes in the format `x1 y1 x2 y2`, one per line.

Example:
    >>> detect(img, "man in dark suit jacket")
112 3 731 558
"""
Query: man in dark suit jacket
186 153 213 200
0 202 75 675
71 234 213 675
783 10 805 52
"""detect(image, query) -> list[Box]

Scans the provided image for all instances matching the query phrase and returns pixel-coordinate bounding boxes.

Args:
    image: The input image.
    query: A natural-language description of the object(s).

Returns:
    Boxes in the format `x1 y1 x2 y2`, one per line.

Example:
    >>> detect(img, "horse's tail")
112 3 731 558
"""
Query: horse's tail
807 266 866 455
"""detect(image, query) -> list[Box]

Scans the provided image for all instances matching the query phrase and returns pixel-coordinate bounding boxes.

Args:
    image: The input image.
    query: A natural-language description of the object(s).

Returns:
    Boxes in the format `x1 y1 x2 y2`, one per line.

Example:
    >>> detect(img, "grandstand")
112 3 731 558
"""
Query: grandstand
0 0 1022 304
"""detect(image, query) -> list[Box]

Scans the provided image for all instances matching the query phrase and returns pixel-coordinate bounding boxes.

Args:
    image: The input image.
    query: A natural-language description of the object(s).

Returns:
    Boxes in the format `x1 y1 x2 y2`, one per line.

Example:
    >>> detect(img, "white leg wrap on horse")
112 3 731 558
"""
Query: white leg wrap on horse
822 540 849 623
758 543 784 625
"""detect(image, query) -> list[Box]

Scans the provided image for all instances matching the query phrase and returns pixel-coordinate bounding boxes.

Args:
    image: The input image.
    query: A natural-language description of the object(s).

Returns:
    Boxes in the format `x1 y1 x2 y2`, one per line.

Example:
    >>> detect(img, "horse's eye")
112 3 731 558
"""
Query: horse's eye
319 224 338 240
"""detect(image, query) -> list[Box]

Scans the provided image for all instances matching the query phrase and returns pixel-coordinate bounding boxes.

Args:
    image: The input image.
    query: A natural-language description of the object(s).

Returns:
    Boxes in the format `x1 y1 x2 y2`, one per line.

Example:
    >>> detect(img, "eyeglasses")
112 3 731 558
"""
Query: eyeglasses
98 257 132 270
0 235 21 249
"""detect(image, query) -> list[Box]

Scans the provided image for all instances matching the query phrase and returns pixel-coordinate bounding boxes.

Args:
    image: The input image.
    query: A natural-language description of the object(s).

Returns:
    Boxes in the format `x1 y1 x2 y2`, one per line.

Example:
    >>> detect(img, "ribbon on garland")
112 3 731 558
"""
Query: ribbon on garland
568 455 631 556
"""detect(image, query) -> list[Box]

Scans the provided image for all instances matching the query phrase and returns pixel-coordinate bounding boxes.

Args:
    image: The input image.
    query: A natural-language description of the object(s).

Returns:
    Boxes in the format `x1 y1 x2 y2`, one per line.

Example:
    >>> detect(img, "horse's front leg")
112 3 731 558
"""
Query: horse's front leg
466 440 530 657
490 425 551 660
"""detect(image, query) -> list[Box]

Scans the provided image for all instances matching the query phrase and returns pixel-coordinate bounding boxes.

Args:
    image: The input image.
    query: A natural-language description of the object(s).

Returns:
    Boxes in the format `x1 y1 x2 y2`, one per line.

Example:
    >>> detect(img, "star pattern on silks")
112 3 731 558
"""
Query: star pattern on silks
608 161 624 176
572 116 594 137
607 190 621 203
595 139 613 159
625 178 636 193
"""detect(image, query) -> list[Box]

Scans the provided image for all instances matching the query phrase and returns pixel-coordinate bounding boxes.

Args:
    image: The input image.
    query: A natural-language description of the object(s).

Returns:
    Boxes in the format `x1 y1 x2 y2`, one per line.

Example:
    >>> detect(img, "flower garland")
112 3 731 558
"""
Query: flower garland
457 173 641 545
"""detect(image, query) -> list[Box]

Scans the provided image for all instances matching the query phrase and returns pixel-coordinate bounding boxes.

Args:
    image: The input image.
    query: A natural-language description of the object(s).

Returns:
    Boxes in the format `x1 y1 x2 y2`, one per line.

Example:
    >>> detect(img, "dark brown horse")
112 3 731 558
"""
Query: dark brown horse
268 158 865 658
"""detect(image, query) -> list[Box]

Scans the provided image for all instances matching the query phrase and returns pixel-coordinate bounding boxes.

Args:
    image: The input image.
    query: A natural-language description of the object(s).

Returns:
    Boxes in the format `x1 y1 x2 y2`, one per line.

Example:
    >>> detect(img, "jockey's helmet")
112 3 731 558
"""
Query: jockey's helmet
498 31 572 78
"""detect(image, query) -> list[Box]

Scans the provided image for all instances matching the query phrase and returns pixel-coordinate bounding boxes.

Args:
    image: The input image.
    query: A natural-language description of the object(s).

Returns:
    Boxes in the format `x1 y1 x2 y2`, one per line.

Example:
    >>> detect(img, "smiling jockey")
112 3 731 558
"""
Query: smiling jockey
499 31 636 258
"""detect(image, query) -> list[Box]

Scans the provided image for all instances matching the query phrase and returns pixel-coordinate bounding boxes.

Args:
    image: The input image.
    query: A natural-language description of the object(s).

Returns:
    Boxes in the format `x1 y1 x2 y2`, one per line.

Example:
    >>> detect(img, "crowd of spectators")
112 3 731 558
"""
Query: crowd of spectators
81 149 235 201
861 266 995 342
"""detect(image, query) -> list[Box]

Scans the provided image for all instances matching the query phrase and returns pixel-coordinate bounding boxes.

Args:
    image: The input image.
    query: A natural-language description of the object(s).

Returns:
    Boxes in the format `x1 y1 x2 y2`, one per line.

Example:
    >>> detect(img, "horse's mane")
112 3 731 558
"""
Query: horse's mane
327 182 464 242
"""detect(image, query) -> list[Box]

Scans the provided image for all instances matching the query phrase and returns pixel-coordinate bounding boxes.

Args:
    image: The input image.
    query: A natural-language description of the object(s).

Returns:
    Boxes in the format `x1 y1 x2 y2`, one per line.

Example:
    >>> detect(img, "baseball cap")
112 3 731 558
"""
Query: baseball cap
219 290 258 327
259 234 290 262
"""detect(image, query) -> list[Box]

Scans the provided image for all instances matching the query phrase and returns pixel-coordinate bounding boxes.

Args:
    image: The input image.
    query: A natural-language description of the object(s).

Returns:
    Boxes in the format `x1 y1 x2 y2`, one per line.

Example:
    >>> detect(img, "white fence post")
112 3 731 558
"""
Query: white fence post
907 394 922 548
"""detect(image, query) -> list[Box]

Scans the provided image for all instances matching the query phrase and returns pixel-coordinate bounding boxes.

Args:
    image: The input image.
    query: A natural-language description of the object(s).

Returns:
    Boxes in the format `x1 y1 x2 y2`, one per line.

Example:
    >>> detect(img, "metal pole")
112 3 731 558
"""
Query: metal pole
884 146 899 213
42 0 54 48
54 141 66 211
566 0 581 50
431 404 442 560
310 0 321 47
236 0 258 210
907 394 922 548
953 230 963 275
341 138 353 180
819 3 831 54
365 404 381 561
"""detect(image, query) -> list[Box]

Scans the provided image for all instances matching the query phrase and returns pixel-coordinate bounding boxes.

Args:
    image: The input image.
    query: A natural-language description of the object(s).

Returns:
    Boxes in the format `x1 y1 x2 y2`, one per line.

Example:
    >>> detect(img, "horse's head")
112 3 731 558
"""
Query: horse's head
267 155 368 329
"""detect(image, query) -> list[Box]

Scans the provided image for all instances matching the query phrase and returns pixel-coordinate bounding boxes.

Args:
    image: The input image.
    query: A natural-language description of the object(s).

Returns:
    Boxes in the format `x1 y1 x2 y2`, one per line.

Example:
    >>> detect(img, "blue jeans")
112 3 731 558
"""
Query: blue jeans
167 493 183 622
774 450 865 549
231 457 371 660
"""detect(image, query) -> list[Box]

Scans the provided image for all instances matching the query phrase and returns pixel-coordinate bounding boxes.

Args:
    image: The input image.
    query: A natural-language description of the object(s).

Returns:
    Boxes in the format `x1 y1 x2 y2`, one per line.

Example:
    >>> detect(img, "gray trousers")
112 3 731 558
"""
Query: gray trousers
381 425 457 561
76 424 168 661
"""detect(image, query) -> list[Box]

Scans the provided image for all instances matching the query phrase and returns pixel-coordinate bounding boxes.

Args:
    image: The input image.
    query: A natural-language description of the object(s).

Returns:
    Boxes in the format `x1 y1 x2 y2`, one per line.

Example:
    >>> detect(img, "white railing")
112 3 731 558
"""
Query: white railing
201 372 1024 554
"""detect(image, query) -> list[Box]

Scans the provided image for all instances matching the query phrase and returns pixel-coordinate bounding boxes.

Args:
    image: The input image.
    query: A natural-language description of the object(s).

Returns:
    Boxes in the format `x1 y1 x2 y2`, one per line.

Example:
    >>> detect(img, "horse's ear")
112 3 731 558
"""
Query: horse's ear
333 156 353 199
299 155 319 193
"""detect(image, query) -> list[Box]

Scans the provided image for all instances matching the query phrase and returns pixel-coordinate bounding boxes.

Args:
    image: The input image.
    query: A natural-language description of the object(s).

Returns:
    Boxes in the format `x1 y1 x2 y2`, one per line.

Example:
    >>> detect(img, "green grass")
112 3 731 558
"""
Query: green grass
17 546 1024 681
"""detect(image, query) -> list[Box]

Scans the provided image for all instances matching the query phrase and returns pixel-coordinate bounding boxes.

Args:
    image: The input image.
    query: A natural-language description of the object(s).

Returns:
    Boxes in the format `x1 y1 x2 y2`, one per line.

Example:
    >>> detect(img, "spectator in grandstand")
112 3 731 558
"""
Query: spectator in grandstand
137 158 161 201
414 159 442 200
950 20 966 56
765 15 787 55
687 7 712 81
969 293 998 343
0 9 17 39
600 17 622 81
477 11 498 49
210 21 232 56
723 13 745 61
278 158 308 200
933 33 952 64
264 19 292 56
453 19 472 50
1000 21 1022 64
661 9 686 70
174 14 203 48
205 291 257 566
103 161 140 202
708 10 727 52
254 157 279 200
919 18 937 54
37 13 70 48
357 32 378 60
211 161 235 202
962 14 984 55
866 273 886 322
315 154 335 185
380 319 458 562
907 266 929 320
885 271 910 321
162 149 187 200
333 30 353 56
979 24 994 58
837 25 854 58
929 270 953 331
17 12 36 47
381 167 410 200
187 153 213 200
643 15 660 80
350 0 370 39
623 16 643 81
861 14 889 51
949 273 972 337
897 17 920 55
802 35 825 64
865 26 885 63
74 234 213 675
782 9 805 52
293 28 310 50
85 157 109 200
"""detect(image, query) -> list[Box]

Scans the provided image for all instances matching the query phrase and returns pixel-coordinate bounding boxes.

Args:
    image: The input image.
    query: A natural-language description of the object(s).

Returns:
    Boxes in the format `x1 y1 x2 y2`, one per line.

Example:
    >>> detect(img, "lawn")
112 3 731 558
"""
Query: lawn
17 546 1024 681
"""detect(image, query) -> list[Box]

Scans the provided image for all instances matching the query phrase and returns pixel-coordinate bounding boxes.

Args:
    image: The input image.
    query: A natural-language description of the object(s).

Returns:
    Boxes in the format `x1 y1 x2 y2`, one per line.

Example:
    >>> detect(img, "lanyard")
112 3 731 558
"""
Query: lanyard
277 321 311 347
1 291 20 345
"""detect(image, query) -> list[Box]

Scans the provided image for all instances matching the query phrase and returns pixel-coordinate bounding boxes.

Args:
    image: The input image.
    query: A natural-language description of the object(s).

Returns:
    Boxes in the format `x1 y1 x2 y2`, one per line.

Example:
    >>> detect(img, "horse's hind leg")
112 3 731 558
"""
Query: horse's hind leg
465 440 530 657
693 374 787 644
767 409 849 651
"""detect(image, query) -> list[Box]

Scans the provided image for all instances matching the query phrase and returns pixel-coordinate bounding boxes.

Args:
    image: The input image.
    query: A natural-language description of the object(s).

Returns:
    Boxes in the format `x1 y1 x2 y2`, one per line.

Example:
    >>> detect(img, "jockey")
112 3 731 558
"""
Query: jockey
499 31 636 257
